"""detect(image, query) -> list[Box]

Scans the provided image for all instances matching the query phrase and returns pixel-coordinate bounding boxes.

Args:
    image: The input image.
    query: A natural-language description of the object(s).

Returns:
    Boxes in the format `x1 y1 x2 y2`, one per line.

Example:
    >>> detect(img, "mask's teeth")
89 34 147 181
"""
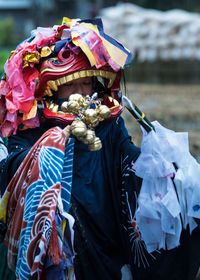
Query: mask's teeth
58 76 68 85
57 111 65 115
47 80 58 91
45 101 50 108
44 87 53 96
51 104 59 112
108 96 120 106
113 99 119 106
49 103 55 110
55 79 61 86
47 101 70 115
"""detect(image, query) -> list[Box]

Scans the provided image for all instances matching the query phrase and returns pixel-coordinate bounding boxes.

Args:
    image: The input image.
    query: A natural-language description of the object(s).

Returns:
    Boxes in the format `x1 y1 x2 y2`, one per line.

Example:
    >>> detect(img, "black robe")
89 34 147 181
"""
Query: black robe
0 117 200 280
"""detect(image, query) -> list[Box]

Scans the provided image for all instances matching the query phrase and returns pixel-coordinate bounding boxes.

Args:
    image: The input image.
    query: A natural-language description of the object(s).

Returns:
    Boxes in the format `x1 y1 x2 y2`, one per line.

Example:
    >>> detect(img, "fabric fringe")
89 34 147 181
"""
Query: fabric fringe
48 219 61 265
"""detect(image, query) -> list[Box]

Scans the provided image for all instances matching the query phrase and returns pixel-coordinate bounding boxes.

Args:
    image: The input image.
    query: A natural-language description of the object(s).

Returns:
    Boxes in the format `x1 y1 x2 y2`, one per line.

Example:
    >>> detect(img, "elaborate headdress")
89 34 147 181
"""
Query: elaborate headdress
0 17 132 137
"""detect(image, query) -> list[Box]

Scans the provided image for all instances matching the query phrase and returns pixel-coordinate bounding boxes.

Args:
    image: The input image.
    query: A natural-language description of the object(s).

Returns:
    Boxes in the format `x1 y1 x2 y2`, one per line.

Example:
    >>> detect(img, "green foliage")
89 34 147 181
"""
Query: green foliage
0 48 12 75
0 17 14 74
0 17 15 47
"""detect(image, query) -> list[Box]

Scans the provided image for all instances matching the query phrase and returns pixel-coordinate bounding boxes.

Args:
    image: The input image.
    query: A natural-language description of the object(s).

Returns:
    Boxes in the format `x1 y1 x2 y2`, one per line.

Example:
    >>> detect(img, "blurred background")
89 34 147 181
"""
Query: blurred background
0 0 200 163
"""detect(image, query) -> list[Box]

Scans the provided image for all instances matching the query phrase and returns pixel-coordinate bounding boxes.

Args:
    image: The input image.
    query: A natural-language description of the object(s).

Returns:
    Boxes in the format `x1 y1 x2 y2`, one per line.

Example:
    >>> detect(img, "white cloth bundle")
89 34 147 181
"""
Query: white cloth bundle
0 137 8 162
135 121 200 252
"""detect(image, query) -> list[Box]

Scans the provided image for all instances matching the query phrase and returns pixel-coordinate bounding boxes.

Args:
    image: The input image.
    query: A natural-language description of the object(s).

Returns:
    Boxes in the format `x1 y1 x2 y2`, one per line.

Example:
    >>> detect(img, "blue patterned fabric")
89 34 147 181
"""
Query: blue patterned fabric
61 138 75 212
3 127 74 280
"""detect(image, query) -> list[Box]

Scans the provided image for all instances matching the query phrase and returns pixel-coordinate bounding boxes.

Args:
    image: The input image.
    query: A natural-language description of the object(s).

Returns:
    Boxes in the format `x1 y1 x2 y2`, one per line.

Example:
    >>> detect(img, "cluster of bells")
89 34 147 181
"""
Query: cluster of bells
49 93 112 151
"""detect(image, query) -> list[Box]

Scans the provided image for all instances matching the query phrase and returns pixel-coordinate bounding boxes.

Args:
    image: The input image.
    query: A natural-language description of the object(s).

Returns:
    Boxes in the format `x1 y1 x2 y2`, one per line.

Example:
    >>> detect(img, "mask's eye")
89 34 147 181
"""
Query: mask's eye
50 58 60 65
58 49 70 61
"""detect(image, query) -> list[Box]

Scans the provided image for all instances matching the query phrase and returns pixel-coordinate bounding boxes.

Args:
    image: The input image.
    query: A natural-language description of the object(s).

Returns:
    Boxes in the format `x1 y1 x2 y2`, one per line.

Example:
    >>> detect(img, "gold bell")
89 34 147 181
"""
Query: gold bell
88 137 102 151
89 119 99 128
97 105 111 119
67 100 80 114
71 120 87 137
82 129 96 144
69 94 85 105
84 108 98 119
84 108 98 125
41 46 52 57
60 101 69 112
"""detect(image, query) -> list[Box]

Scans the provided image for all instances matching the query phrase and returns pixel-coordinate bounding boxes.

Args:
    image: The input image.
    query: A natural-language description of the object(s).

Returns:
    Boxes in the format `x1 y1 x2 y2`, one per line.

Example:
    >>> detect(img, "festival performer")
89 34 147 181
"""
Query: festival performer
0 17 200 280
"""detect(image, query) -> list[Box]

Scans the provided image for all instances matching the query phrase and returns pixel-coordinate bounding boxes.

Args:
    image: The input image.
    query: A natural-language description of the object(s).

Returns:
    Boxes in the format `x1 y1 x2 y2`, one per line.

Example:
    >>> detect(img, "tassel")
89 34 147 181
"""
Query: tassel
48 219 61 265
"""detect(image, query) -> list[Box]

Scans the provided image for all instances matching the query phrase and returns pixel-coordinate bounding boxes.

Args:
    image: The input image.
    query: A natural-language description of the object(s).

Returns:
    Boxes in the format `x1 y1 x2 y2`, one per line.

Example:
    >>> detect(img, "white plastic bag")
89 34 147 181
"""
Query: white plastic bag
135 121 200 252
0 137 8 162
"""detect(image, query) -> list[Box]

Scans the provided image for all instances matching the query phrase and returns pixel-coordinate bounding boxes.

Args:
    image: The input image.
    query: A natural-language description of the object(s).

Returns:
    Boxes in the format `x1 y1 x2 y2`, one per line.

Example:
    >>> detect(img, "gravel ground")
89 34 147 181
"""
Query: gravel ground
122 83 200 162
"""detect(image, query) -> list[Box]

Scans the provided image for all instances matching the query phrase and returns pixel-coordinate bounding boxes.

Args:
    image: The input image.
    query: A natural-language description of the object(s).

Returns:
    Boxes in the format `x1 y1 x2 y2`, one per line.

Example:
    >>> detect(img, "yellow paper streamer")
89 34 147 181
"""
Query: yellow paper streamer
23 100 38 121
0 191 10 222
62 17 72 27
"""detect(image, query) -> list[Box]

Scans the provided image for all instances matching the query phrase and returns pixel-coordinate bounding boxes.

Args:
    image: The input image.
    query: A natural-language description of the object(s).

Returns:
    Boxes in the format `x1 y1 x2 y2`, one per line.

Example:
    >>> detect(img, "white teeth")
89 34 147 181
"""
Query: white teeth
79 72 85 78
108 96 119 106
108 96 113 102
49 103 55 110
44 87 53 96
113 99 119 106
59 76 67 85
57 111 65 115
48 103 60 113
55 79 61 86
45 101 50 108
47 80 58 91
51 104 59 112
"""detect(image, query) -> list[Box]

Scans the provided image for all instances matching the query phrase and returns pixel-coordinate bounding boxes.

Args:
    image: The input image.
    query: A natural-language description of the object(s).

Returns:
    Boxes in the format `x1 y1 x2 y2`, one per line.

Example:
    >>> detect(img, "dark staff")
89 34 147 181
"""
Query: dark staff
122 96 155 133
123 95 184 227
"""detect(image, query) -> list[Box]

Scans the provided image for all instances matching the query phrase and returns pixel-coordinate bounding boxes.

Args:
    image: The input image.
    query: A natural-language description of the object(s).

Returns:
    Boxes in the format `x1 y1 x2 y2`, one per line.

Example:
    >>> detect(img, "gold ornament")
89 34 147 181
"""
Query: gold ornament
97 105 111 119
82 129 96 144
88 137 102 151
45 94 113 152
66 100 80 114
71 120 87 137
60 101 69 112
41 46 52 57
83 108 98 125
23 51 40 68
89 119 99 128
69 93 85 105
